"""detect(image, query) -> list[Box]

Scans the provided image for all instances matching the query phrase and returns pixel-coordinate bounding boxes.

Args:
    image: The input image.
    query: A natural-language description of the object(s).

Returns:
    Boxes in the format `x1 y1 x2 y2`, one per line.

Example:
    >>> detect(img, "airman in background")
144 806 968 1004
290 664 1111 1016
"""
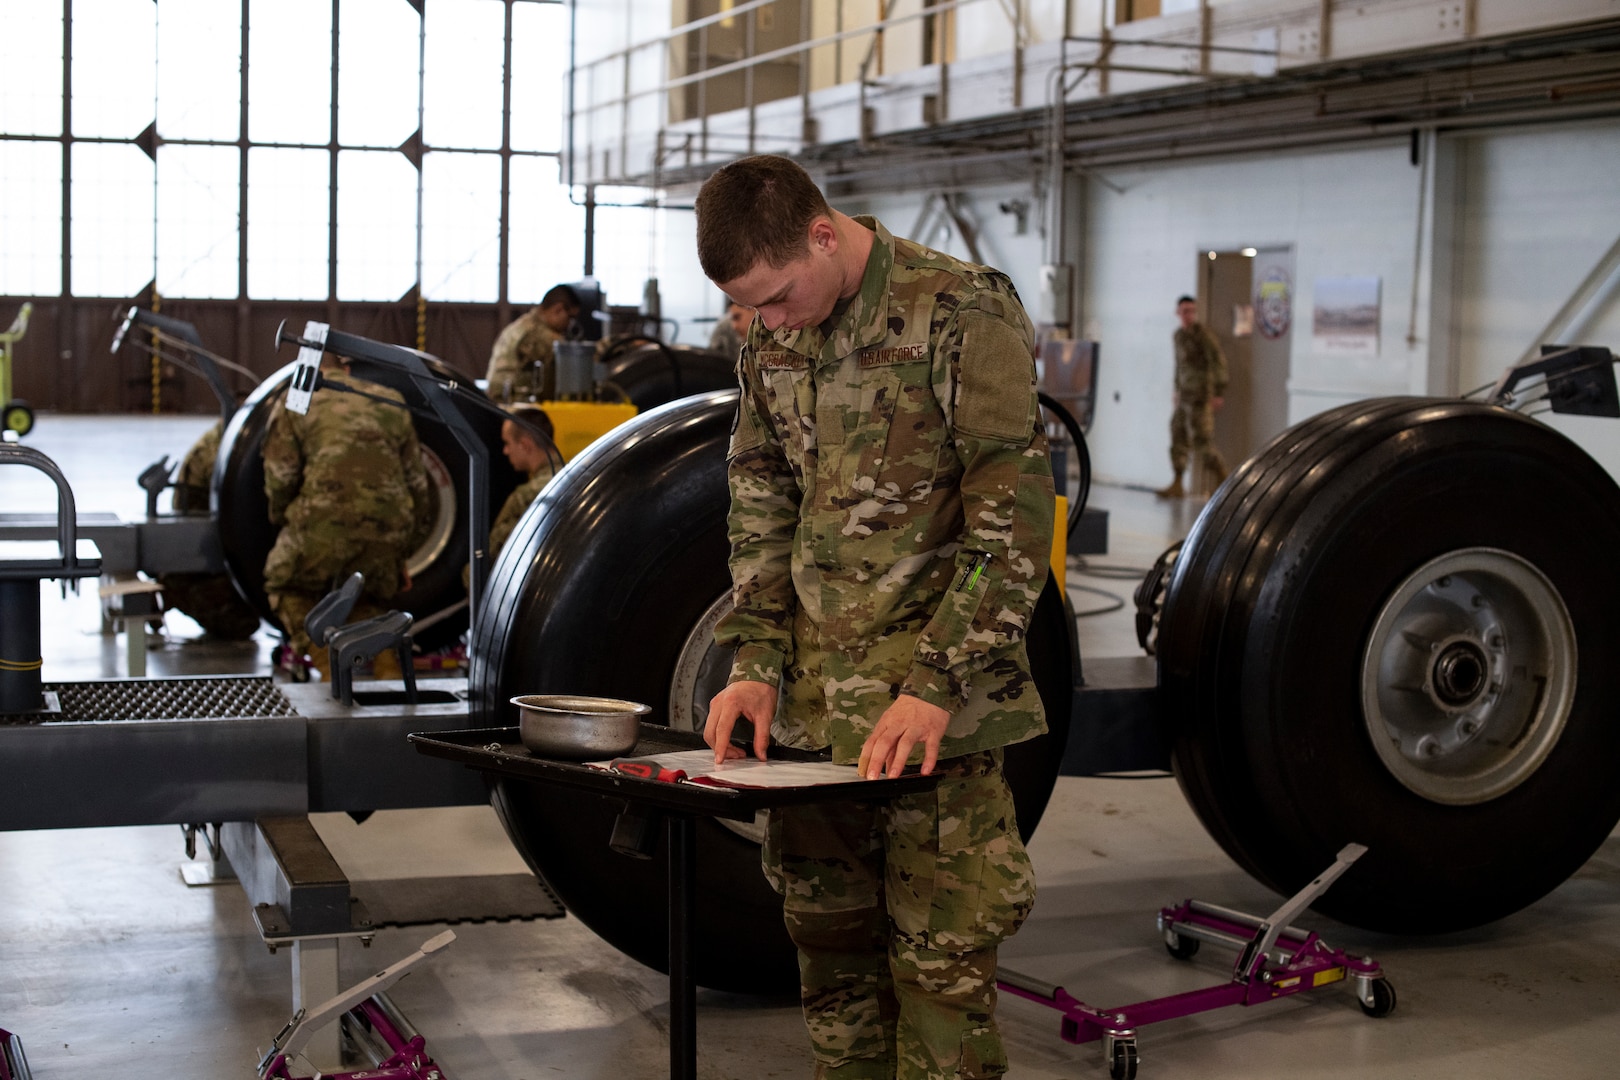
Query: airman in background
1158 294 1229 499
706 298 754 360
159 419 262 640
262 354 430 678
486 284 582 403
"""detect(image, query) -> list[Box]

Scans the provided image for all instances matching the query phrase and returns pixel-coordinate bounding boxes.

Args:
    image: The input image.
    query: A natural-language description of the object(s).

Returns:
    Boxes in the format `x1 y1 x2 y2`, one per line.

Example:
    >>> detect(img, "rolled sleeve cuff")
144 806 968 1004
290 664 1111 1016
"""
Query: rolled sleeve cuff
901 657 964 713
728 643 786 688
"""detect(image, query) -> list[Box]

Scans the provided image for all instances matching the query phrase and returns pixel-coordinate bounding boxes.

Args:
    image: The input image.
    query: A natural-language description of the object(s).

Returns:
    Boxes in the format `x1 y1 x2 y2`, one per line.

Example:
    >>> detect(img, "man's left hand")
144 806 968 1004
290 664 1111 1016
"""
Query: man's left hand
858 694 951 780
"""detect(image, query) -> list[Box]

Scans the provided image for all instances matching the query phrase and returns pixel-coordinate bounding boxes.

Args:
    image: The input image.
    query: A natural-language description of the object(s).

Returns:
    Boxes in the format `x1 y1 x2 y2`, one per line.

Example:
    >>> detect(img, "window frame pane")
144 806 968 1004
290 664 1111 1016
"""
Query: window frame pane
157 0 242 142
246 147 331 301
420 150 501 302
248 0 333 145
69 142 156 299
157 144 241 300
336 149 420 302
423 0 505 151
338 0 422 148
0 143 65 296
71 0 156 139
3 2 65 137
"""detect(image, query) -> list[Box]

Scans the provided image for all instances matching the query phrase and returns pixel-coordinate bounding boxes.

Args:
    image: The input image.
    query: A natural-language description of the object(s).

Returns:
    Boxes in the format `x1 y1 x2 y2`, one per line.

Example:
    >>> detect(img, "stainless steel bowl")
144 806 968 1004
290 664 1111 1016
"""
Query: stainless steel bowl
511 694 651 760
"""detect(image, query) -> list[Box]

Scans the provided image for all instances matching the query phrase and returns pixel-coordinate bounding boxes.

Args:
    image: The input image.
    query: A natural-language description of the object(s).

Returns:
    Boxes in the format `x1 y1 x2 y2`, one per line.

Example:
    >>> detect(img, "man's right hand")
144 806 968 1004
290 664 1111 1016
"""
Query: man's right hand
704 680 777 764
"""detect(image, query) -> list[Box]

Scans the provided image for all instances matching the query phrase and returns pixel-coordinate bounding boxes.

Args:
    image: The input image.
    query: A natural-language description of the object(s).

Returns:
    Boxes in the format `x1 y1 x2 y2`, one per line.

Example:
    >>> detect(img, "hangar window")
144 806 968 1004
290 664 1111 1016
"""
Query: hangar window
422 150 504 302
70 142 155 299
424 0 507 151
248 0 334 146
509 156 585 304
337 150 419 303
71 0 155 140
2 0 575 309
0 144 63 296
157 0 240 142
3 6 64 137
339 0 421 148
157 145 240 300
247 147 331 301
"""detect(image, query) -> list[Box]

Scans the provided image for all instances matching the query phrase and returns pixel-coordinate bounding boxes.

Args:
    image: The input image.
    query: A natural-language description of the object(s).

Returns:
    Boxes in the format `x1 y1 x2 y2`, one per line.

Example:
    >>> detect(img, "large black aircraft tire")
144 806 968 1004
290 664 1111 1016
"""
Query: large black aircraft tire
215 357 518 649
471 391 1075 994
598 340 736 411
1158 397 1620 933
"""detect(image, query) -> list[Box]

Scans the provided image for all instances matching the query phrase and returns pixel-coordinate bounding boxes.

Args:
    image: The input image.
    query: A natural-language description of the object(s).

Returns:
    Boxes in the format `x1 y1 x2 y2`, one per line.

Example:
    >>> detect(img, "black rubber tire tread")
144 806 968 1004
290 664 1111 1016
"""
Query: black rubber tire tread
1160 397 1420 891
599 341 737 412
1159 397 1620 932
470 391 1076 994
214 357 519 648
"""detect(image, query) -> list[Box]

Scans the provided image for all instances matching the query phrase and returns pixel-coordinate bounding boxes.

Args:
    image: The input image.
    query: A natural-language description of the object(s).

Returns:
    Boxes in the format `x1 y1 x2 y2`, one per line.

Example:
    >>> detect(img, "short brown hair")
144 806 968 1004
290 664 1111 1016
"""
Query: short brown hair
695 155 832 284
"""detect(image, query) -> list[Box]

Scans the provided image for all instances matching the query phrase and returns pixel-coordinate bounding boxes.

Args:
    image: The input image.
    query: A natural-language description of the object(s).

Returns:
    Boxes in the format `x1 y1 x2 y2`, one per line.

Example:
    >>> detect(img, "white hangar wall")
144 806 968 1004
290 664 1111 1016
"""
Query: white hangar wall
656 119 1620 490
1079 138 1437 489
1448 119 1620 483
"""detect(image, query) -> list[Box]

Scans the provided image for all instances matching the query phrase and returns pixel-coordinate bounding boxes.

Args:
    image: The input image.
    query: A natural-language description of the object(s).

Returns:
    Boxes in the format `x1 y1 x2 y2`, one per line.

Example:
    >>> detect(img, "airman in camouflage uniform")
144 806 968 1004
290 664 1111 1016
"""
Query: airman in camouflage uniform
697 156 1054 1080
707 298 753 361
465 406 558 589
1158 295 1228 498
158 419 262 640
262 356 431 663
485 284 582 402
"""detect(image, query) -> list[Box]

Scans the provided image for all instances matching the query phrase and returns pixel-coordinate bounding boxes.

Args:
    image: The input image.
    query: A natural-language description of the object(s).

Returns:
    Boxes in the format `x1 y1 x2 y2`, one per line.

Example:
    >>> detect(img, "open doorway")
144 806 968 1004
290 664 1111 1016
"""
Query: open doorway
1198 246 1293 481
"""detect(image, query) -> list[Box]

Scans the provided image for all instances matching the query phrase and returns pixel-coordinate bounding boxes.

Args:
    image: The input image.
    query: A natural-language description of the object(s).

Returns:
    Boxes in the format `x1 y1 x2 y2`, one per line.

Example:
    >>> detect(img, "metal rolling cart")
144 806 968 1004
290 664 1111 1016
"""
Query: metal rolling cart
408 724 939 1080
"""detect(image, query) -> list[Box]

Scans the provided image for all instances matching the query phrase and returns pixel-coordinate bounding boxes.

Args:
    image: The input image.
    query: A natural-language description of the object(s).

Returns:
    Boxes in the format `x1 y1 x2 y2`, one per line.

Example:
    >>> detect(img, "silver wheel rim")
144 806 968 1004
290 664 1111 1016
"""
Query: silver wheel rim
1361 548 1576 805
669 591 765 844
406 445 457 578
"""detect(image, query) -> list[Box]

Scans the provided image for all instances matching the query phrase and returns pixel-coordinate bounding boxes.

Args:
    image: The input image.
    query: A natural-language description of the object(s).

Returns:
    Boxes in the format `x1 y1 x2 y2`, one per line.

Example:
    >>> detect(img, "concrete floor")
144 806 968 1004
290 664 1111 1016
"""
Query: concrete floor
3 415 1619 1079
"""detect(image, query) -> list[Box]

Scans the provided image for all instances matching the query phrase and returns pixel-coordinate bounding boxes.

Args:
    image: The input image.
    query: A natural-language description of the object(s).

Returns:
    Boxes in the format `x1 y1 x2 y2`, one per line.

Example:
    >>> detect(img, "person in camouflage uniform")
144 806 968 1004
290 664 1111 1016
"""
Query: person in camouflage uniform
262 354 431 670
707 297 753 360
464 405 558 590
490 405 557 558
697 155 1055 1080
159 419 262 640
1157 295 1228 499
485 284 582 403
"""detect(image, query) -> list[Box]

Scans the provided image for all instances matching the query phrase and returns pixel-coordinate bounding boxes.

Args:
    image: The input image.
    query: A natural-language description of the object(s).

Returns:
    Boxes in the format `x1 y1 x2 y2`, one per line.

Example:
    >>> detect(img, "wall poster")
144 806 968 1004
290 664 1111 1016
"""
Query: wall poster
1312 275 1381 356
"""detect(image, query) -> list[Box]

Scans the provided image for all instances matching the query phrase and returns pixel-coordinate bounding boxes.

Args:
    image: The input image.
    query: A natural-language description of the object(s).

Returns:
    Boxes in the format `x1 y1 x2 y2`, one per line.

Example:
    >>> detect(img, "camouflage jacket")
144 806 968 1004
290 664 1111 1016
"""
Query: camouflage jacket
172 419 223 515
486 309 560 402
1174 322 1228 401
263 364 431 544
717 217 1056 763
488 465 555 559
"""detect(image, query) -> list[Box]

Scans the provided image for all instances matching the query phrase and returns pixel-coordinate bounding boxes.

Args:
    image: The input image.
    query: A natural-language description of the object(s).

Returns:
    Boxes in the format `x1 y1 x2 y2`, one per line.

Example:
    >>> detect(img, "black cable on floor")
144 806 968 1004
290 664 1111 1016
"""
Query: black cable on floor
1069 583 1125 617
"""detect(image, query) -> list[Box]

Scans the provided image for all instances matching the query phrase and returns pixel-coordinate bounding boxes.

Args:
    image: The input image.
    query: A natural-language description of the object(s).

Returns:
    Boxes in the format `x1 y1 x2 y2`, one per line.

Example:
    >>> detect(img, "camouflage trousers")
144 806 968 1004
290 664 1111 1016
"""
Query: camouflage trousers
762 749 1034 1080
158 572 262 640
1168 398 1224 477
264 528 406 655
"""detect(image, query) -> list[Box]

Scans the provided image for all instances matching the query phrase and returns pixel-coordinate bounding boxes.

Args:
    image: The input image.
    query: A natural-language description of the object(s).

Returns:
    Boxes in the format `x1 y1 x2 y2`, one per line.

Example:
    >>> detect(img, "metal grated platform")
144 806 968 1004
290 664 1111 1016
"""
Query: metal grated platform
1 676 297 723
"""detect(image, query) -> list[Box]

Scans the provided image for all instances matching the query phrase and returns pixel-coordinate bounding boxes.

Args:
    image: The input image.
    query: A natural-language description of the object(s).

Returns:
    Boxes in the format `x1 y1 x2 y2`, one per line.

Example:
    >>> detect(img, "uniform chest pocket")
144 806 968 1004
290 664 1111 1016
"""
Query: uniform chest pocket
762 366 816 471
851 365 945 504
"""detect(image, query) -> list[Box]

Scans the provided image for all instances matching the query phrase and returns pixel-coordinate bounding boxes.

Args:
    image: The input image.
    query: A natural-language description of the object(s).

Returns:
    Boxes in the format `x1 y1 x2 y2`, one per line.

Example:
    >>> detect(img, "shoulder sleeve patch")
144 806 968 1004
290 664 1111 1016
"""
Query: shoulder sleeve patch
954 309 1036 443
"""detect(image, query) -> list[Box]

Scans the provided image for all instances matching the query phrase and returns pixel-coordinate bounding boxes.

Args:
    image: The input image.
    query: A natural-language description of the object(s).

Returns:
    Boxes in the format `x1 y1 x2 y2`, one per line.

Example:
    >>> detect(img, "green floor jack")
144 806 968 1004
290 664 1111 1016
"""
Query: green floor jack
1 302 34 438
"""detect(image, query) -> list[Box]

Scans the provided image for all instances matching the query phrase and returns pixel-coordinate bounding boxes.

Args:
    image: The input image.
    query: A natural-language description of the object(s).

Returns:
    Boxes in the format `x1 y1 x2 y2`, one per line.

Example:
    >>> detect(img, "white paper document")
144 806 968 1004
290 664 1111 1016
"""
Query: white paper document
587 748 874 789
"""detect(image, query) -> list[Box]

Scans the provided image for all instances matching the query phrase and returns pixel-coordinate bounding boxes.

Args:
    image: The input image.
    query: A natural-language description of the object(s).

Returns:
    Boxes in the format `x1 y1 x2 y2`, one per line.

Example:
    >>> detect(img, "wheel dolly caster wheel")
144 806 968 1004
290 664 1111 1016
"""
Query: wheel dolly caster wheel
1357 975 1397 1018
1104 1031 1138 1079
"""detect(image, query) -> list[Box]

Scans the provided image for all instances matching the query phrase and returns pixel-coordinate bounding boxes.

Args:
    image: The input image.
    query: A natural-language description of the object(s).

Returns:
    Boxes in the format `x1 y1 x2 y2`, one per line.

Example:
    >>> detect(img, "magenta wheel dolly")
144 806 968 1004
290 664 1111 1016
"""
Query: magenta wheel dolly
257 930 456 1080
1000 844 1395 1079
